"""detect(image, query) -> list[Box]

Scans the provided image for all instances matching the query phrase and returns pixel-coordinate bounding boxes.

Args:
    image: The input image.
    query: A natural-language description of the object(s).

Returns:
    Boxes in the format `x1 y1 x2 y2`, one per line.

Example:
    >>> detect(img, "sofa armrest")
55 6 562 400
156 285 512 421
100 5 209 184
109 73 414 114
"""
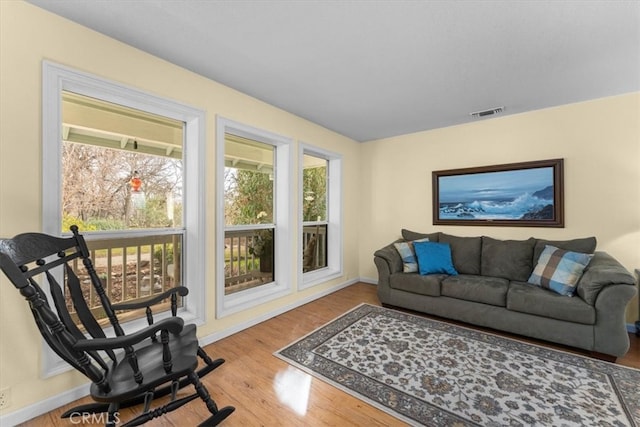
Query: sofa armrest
577 252 635 305
592 283 637 357
374 240 402 304
374 241 403 276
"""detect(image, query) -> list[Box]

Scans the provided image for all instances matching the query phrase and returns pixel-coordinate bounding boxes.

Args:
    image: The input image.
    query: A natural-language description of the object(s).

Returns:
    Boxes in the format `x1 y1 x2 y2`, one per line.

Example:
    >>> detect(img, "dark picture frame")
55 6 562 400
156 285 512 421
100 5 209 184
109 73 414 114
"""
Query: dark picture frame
432 159 564 227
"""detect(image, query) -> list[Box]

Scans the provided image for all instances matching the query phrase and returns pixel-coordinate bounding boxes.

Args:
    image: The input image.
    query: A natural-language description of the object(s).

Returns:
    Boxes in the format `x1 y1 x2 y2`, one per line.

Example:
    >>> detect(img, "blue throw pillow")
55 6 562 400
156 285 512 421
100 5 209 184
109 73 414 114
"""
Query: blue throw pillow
413 241 458 276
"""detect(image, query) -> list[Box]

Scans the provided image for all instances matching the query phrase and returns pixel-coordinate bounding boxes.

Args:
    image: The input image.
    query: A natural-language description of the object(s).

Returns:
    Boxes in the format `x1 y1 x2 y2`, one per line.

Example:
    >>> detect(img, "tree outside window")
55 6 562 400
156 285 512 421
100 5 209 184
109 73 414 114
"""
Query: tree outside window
62 143 183 232
61 92 183 233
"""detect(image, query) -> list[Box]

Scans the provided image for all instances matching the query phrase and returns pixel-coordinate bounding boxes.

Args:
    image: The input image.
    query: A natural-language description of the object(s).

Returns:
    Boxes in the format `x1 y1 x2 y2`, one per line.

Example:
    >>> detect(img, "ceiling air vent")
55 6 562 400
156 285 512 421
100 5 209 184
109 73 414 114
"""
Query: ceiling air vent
470 106 504 118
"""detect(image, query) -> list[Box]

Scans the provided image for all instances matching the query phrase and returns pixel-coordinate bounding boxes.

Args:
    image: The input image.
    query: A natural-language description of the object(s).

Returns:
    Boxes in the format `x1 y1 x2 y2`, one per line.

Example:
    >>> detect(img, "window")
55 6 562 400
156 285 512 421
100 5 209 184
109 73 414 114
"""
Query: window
61 92 184 232
42 61 206 376
301 154 328 272
224 134 275 292
60 92 186 326
299 144 342 289
216 117 293 317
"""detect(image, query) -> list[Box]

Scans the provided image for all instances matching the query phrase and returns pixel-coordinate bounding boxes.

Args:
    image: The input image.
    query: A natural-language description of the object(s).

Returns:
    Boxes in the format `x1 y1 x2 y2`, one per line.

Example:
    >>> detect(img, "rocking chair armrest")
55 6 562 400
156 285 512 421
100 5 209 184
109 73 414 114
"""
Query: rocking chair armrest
111 286 189 311
72 317 185 351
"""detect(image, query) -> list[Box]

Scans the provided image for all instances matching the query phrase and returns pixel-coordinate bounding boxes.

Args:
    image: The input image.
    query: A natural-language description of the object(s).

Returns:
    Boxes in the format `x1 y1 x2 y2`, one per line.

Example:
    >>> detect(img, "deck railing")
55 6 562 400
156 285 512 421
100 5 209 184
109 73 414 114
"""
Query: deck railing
67 233 182 325
302 224 327 272
224 225 327 294
70 226 328 320
224 229 273 295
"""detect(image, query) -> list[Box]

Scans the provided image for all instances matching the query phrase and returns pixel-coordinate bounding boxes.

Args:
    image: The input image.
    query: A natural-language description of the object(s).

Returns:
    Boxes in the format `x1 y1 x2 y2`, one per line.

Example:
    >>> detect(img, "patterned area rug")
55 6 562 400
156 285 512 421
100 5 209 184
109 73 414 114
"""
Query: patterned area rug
275 304 640 426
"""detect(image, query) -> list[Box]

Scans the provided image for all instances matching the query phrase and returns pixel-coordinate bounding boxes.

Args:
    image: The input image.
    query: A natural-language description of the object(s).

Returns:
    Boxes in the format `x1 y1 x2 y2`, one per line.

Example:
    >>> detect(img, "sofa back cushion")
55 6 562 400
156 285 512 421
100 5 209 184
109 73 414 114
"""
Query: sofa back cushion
401 229 440 242
439 233 482 275
481 236 536 282
533 237 597 263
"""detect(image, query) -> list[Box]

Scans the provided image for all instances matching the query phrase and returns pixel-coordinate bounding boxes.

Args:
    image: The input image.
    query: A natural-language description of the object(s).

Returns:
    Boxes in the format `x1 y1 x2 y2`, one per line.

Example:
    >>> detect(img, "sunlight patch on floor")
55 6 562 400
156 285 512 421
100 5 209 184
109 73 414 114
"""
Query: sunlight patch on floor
273 366 311 416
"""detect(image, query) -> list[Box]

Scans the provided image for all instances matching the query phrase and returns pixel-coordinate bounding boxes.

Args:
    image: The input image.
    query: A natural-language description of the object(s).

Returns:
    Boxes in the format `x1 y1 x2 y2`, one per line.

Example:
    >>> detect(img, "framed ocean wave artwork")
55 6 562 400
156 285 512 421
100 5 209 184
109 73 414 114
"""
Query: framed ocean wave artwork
432 159 564 227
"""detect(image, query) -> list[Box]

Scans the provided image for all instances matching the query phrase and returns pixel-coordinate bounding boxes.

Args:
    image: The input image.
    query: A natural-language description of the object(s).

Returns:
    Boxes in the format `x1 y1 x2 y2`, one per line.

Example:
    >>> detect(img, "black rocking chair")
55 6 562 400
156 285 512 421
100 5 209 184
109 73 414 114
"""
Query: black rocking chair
0 226 234 426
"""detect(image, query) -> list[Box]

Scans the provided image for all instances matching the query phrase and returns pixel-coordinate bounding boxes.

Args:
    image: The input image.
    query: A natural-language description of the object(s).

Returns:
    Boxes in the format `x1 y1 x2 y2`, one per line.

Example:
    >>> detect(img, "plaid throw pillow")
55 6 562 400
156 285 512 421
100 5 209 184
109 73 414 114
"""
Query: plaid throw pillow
394 238 429 273
527 245 593 296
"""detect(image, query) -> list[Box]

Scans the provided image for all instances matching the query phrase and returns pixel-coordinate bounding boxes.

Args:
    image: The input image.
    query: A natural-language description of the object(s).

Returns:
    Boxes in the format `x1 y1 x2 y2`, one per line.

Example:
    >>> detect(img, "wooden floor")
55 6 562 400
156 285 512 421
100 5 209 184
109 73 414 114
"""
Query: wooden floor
20 282 640 426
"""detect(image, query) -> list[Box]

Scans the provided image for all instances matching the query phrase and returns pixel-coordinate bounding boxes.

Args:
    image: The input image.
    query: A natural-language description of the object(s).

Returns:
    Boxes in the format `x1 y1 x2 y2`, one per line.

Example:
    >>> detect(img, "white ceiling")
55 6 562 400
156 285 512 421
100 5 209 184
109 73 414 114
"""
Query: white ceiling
29 0 640 142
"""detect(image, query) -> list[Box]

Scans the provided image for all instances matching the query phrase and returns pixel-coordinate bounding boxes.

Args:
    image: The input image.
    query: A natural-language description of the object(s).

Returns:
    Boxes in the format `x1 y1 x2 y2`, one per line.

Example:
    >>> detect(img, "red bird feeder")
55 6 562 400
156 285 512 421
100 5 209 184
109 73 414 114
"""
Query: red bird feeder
130 172 142 192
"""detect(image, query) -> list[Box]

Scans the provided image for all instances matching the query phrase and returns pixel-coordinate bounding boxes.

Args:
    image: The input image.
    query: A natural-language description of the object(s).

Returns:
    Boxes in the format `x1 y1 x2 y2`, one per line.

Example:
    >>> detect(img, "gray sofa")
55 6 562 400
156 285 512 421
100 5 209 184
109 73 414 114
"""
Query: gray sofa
374 229 638 359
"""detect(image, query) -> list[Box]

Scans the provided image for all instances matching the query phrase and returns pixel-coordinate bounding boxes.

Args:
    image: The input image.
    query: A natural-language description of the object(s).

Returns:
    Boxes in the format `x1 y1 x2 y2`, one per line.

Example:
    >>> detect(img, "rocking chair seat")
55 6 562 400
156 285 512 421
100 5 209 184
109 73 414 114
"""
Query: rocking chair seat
92 324 199 402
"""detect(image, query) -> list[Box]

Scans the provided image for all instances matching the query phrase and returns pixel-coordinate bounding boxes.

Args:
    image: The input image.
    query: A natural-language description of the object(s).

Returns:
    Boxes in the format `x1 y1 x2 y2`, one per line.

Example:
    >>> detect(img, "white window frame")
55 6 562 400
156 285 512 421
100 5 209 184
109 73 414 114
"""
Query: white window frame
41 61 206 377
298 143 343 289
216 117 293 318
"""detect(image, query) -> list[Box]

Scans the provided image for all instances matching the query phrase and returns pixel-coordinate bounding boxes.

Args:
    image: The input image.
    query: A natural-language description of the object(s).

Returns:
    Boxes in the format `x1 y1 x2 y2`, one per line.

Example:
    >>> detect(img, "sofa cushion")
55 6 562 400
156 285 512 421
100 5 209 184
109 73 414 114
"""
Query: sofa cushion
389 272 444 296
401 229 440 242
393 238 429 273
439 233 482 275
527 245 593 297
441 275 508 307
414 241 458 276
481 237 536 282
533 236 597 264
507 282 595 325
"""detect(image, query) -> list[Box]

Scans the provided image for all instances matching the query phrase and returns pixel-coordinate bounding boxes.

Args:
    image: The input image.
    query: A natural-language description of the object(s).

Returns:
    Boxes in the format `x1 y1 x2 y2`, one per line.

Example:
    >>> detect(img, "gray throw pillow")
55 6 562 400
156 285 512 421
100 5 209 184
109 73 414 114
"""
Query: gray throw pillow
481 236 536 282
439 233 482 275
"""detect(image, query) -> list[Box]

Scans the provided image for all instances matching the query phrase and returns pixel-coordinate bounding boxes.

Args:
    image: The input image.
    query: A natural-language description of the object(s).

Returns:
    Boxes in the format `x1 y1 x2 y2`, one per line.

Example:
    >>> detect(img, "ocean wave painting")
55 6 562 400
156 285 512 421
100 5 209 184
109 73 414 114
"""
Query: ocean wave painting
434 161 562 225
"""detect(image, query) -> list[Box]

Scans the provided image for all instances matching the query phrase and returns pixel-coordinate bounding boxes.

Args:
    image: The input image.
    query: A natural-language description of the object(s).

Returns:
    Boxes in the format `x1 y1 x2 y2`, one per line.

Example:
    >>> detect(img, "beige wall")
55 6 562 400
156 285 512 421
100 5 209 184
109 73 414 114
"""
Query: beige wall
359 92 640 324
0 2 361 416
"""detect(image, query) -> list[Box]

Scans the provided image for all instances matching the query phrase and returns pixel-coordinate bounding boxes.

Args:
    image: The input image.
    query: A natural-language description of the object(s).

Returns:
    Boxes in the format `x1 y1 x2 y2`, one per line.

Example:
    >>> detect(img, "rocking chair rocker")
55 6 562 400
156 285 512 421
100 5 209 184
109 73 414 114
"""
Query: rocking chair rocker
0 226 234 426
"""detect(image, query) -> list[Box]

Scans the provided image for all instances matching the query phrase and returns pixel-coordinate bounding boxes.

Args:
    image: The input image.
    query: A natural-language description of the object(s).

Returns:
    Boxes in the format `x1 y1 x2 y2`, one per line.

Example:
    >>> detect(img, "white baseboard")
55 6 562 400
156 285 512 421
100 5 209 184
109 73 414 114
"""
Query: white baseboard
0 382 90 427
359 276 378 285
199 278 358 346
0 277 360 426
